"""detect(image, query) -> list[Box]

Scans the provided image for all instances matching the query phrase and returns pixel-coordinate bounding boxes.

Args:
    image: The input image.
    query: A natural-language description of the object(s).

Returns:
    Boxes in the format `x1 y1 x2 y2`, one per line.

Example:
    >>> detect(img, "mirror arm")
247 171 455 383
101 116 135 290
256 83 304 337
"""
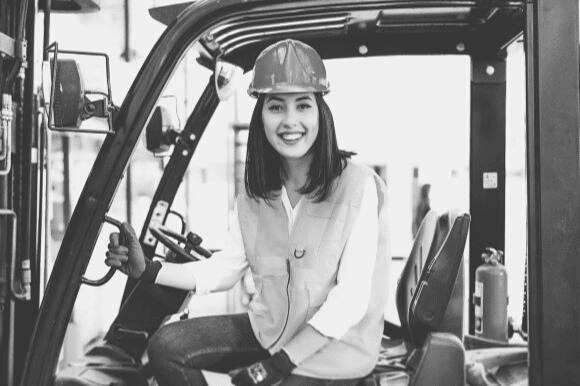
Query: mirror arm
81 96 109 120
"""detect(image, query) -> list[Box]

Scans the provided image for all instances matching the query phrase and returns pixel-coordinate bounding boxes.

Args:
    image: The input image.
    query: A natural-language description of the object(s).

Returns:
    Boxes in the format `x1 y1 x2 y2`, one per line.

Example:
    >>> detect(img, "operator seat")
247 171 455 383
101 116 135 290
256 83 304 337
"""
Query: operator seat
364 210 471 386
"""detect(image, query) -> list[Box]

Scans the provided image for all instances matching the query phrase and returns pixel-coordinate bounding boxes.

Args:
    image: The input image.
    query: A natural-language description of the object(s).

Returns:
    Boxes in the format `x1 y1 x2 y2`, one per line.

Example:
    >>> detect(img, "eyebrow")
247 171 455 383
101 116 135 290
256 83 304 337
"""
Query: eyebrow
295 96 314 102
265 95 314 103
265 96 284 102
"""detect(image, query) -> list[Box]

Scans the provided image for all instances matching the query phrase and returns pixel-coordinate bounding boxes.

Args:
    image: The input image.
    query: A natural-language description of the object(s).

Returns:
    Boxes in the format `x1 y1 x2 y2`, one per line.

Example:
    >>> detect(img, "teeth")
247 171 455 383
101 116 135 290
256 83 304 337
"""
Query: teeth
281 133 303 141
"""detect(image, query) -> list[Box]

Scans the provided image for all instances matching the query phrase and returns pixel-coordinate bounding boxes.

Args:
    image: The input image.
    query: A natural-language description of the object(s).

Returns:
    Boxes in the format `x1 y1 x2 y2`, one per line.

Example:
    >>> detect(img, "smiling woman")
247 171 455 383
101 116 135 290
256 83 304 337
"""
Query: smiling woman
104 39 391 386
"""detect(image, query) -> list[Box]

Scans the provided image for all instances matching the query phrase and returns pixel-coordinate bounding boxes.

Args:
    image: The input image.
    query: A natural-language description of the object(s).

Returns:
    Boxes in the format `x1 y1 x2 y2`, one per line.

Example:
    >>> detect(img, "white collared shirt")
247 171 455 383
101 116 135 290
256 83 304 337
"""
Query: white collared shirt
156 176 380 340
280 185 303 236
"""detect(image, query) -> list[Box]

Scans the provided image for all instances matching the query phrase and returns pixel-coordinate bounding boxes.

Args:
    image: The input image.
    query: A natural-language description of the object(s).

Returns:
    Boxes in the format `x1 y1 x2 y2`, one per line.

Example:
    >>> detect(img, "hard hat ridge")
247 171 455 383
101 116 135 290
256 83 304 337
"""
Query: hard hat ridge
248 39 330 98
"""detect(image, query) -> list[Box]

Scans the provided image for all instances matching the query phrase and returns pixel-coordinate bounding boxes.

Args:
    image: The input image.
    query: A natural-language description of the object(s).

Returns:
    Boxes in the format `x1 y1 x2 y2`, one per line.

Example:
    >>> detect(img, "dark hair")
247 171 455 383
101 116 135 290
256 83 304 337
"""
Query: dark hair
244 93 354 203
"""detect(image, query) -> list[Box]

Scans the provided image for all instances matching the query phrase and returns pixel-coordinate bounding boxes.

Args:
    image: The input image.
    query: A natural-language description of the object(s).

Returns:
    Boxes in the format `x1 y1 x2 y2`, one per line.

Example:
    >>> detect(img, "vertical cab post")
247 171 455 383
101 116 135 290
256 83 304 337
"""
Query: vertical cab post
526 1 580 384
469 58 507 335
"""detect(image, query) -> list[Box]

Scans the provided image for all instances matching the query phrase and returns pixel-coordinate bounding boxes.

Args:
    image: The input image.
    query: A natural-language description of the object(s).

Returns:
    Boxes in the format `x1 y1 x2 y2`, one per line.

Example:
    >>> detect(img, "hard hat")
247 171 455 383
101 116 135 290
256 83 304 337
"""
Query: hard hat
247 39 330 98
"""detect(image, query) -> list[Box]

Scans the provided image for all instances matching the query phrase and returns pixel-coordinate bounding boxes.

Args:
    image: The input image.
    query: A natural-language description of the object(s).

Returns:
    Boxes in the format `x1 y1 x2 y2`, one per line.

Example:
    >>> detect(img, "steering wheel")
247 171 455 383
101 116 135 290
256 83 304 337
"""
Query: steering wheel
149 224 212 263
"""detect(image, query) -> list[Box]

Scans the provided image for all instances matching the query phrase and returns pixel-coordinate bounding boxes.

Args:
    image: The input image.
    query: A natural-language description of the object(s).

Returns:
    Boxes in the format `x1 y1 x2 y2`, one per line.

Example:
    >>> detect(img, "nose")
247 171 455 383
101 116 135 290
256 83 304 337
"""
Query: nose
282 106 300 127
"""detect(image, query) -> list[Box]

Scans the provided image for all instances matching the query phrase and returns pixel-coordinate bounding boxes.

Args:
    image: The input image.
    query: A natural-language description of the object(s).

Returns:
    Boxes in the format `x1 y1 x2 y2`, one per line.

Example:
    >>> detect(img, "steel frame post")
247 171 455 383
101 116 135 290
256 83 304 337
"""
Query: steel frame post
469 57 507 335
525 1 580 384
13 1 39 383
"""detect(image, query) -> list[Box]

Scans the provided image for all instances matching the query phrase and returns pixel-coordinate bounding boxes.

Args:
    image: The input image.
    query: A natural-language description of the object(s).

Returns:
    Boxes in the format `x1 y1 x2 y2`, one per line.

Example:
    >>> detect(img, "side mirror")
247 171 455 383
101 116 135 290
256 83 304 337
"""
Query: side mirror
42 42 115 133
145 98 181 156
215 59 243 101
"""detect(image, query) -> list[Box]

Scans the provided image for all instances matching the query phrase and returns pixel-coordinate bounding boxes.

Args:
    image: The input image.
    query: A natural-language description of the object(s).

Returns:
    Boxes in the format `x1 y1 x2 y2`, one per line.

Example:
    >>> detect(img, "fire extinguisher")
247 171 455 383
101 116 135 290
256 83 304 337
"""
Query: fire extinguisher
473 247 509 342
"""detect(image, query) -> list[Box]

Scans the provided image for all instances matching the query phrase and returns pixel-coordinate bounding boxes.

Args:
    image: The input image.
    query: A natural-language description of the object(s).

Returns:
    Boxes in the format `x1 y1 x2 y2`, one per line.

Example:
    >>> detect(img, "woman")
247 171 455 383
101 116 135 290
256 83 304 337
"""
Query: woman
106 39 391 386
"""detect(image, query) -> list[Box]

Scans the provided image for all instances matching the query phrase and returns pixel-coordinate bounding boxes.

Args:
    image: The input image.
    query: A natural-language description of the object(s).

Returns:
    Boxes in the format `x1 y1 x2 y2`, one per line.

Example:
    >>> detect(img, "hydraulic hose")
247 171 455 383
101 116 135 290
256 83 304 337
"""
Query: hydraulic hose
1 93 12 175
1 209 29 301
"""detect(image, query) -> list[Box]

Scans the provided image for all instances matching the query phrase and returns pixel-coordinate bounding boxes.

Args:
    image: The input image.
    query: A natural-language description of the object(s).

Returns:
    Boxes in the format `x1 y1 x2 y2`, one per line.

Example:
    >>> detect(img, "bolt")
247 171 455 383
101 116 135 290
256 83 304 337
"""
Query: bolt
182 150 189 156
456 43 465 52
358 45 368 55
486 65 495 76
190 134 196 141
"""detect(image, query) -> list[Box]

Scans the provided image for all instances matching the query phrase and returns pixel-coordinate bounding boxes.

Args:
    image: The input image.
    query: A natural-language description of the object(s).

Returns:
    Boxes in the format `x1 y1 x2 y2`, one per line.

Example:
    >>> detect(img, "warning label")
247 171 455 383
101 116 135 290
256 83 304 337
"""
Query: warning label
474 282 483 333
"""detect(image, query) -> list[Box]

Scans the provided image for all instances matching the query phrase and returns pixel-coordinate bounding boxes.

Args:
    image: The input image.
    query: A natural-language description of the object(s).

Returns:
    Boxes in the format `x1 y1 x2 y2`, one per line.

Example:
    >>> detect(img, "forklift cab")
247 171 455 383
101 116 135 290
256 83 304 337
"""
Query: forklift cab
19 0 565 385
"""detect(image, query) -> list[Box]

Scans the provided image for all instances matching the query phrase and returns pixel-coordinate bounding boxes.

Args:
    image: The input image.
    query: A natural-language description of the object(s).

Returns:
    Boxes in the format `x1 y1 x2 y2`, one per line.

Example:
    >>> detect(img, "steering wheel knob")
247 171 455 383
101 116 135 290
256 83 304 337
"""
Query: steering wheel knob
186 232 203 246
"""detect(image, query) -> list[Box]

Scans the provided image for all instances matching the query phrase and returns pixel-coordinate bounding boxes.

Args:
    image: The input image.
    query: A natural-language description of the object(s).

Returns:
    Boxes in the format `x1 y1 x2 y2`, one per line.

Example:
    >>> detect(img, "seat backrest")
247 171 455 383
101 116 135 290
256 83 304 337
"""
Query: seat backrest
395 210 470 347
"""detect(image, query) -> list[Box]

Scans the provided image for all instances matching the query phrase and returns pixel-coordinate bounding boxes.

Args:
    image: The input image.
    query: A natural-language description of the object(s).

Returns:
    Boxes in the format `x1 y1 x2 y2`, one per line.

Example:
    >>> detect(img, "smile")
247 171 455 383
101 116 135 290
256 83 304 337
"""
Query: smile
279 132 305 142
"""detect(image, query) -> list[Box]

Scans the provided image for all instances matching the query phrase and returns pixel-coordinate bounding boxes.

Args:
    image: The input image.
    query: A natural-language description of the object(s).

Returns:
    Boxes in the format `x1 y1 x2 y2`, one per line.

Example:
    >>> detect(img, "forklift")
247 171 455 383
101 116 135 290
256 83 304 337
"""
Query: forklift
1 0 579 385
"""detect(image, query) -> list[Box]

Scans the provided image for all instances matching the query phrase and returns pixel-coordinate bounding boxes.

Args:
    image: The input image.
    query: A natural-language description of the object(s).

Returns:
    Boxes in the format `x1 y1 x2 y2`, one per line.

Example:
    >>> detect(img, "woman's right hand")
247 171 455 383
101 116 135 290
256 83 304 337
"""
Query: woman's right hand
105 222 146 279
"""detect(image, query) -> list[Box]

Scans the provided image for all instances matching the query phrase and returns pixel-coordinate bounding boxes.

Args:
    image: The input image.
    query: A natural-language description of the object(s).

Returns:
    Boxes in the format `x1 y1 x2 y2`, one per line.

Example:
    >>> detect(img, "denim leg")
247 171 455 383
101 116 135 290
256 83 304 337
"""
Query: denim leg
279 375 363 386
147 313 270 386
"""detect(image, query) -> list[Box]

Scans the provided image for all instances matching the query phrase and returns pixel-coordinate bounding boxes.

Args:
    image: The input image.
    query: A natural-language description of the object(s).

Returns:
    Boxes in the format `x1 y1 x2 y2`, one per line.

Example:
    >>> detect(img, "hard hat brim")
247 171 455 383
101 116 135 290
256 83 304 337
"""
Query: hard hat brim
248 84 330 98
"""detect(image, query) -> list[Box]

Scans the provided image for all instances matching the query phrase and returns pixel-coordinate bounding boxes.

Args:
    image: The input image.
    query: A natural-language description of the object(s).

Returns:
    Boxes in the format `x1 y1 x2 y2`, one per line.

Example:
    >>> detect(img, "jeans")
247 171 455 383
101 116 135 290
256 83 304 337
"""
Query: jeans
147 313 362 386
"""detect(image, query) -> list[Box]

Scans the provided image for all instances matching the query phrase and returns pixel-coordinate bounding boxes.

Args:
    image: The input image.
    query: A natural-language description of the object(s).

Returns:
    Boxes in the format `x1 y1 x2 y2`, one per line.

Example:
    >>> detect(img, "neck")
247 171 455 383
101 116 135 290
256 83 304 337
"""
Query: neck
281 156 311 191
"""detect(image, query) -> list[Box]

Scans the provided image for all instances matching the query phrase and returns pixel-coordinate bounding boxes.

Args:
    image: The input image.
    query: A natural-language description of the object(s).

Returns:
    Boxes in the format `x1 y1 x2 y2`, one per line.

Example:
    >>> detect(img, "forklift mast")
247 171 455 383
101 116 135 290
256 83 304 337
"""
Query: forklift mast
1 0 41 384
0 0 99 384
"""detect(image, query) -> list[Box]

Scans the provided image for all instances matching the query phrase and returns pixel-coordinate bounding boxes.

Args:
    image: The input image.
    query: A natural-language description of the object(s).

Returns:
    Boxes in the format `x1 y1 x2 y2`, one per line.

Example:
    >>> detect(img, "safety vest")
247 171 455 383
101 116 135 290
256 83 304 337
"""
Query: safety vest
237 160 391 379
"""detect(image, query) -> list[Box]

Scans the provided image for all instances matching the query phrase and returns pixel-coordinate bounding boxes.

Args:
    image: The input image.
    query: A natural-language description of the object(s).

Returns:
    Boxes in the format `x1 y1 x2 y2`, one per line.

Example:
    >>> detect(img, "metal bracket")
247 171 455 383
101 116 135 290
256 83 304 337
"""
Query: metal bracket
143 201 169 246
15 39 27 62
471 60 506 84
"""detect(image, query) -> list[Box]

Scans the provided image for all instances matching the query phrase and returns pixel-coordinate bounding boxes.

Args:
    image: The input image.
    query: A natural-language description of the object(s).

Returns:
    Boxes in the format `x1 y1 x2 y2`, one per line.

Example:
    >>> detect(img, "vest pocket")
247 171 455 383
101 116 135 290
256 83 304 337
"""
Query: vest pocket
249 273 291 348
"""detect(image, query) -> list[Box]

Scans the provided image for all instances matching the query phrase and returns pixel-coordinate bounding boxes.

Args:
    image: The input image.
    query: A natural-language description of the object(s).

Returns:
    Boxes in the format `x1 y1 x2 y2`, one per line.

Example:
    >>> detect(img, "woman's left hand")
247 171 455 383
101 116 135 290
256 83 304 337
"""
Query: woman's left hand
230 350 296 386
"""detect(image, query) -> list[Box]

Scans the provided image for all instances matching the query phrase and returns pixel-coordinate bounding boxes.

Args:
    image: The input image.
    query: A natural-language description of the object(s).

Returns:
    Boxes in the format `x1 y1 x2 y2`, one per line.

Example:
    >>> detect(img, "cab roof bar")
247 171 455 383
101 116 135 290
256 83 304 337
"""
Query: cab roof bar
151 0 524 68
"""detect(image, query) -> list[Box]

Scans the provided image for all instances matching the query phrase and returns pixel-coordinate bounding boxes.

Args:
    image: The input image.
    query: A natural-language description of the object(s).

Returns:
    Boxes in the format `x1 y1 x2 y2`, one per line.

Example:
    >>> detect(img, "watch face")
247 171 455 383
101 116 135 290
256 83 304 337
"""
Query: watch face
249 362 269 383
248 362 268 383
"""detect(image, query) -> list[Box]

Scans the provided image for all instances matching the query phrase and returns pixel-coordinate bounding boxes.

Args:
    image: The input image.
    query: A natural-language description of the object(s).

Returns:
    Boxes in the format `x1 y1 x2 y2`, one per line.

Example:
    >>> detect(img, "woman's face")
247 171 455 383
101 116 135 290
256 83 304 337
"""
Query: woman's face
262 92 319 162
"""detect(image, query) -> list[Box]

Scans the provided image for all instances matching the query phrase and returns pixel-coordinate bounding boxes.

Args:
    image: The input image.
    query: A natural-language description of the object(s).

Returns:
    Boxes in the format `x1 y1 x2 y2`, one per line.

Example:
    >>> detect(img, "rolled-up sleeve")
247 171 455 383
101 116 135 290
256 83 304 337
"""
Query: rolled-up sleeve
156 205 249 294
307 176 379 339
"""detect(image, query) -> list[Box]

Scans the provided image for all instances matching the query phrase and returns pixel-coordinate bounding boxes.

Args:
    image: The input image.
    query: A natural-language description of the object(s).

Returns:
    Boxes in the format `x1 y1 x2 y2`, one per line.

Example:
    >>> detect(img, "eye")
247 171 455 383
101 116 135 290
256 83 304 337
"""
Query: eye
267 104 283 112
297 103 312 111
